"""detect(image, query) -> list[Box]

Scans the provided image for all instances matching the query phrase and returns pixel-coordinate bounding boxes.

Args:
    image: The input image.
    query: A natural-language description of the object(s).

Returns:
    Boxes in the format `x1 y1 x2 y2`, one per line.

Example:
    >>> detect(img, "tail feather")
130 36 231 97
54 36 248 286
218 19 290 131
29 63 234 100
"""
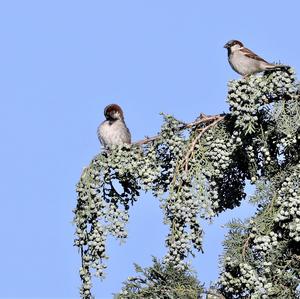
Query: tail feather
267 64 290 71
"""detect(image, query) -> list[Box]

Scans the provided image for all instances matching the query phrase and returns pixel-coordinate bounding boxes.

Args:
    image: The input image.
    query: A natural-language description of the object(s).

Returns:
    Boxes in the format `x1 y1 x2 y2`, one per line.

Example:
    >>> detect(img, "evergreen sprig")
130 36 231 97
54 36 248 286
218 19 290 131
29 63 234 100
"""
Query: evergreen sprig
74 67 300 298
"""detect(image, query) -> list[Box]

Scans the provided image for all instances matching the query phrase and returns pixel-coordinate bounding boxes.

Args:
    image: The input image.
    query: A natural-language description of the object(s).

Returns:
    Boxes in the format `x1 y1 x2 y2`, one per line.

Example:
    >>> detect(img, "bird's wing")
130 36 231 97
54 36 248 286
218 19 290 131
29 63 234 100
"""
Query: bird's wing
125 126 131 143
97 122 105 146
240 47 269 63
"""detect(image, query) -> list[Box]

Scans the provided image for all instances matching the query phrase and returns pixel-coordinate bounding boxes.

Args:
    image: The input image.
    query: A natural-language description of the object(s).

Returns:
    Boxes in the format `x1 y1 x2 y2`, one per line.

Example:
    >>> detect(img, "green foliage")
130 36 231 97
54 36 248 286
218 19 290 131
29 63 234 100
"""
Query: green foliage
115 257 204 299
74 67 300 298
218 69 300 299
219 166 300 299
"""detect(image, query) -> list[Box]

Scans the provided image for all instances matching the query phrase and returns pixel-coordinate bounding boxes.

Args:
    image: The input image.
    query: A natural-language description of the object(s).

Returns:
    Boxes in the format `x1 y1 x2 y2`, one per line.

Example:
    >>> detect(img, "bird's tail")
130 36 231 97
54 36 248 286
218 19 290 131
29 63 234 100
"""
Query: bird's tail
267 64 290 71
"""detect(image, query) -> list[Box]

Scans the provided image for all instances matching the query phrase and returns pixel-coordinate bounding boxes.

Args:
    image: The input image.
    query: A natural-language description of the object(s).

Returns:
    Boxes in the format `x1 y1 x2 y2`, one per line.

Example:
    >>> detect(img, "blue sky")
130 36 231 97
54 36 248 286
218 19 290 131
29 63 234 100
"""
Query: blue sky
0 1 299 298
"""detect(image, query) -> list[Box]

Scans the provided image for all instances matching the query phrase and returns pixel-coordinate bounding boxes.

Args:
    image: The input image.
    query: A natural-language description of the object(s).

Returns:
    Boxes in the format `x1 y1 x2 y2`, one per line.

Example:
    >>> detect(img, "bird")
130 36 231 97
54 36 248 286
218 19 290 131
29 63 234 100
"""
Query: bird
97 104 131 148
224 40 288 77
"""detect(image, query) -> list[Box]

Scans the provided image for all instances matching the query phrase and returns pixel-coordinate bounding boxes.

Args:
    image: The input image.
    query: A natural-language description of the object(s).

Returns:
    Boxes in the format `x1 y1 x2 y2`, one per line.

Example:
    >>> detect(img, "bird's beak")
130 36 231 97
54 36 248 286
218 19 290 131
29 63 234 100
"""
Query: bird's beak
224 44 229 48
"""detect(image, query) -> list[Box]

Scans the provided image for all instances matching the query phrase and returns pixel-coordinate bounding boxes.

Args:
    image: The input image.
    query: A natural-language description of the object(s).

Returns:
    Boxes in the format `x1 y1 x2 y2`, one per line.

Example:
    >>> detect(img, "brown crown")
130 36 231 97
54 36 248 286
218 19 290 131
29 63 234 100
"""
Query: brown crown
224 40 244 48
104 104 124 118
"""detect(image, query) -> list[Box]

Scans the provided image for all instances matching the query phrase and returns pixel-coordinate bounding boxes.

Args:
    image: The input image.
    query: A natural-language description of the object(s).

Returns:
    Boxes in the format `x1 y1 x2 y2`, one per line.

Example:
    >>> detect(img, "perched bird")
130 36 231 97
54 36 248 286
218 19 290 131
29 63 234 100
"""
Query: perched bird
224 40 288 76
97 104 131 148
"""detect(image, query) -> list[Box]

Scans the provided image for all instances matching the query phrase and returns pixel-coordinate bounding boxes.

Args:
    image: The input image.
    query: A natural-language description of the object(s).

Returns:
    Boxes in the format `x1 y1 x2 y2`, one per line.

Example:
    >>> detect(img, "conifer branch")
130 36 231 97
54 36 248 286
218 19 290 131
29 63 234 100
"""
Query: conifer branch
135 113 225 146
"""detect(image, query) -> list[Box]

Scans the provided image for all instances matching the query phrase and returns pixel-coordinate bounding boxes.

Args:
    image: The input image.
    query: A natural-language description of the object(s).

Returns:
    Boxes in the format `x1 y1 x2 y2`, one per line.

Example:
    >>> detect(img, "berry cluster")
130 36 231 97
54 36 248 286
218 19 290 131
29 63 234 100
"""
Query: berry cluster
75 68 300 298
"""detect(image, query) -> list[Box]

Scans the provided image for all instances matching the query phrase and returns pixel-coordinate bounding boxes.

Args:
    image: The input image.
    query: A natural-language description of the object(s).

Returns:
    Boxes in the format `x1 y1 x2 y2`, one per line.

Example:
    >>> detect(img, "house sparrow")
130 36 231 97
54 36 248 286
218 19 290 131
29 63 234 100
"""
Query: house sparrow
97 104 131 148
224 40 288 76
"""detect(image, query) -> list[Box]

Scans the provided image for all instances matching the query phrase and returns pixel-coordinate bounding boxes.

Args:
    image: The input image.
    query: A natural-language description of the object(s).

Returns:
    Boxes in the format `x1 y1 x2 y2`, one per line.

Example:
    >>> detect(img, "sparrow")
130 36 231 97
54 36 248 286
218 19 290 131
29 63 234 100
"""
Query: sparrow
97 104 131 148
224 40 288 76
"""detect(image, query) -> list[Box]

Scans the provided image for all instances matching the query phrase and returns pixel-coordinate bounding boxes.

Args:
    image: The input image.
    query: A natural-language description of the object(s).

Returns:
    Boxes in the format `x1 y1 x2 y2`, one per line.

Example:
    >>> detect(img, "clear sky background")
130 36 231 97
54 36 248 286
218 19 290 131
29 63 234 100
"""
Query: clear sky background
0 1 299 298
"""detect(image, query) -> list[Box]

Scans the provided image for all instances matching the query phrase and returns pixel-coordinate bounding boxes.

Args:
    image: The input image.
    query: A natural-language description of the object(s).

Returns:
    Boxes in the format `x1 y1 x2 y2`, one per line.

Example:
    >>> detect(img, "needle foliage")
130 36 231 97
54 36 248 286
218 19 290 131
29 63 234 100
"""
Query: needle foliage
74 68 300 298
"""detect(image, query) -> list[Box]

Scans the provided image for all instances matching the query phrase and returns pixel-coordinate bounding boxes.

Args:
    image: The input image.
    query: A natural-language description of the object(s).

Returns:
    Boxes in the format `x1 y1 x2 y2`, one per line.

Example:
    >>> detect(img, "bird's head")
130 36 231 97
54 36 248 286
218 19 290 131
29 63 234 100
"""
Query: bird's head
104 104 124 121
224 40 244 53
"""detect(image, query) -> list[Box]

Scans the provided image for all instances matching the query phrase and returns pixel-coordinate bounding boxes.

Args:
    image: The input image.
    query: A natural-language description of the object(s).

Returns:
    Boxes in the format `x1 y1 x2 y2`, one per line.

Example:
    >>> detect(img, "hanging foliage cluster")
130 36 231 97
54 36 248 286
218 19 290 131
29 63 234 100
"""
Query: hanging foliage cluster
116 257 204 299
74 67 300 298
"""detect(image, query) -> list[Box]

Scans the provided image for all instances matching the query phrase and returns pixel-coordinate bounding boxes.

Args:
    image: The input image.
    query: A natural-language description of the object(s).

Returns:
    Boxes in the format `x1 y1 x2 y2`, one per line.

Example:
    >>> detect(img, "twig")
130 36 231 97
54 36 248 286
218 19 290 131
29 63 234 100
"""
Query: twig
134 113 225 146
204 290 226 299
183 115 225 171
135 135 160 145
242 236 251 261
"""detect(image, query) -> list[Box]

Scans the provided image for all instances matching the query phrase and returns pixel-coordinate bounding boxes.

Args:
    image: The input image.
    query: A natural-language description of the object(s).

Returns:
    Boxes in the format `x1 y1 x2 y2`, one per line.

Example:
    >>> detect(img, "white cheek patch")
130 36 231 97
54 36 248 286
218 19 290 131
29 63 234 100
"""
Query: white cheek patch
112 111 121 120
231 45 243 52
